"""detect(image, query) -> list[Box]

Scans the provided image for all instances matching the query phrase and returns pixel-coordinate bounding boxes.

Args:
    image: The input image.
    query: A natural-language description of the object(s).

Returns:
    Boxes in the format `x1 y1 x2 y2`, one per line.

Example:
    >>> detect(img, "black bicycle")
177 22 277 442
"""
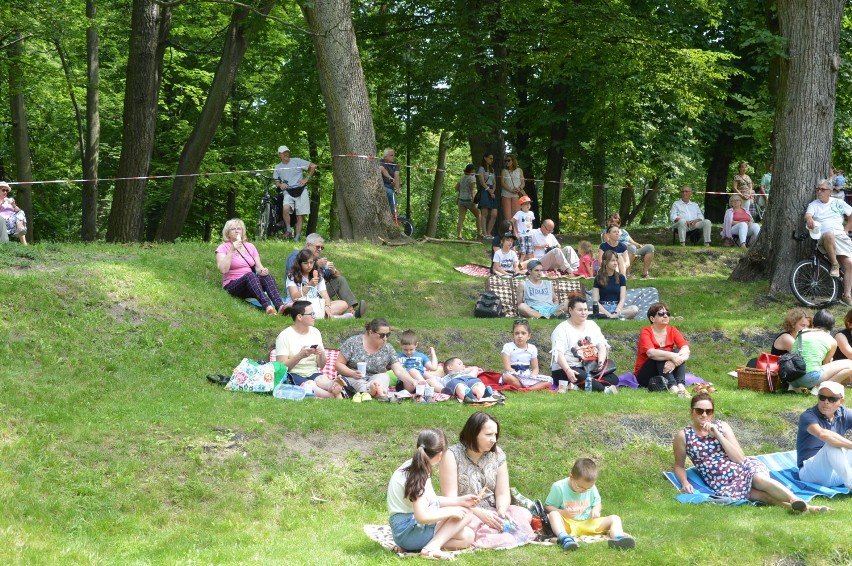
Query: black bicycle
252 172 283 240
789 231 843 307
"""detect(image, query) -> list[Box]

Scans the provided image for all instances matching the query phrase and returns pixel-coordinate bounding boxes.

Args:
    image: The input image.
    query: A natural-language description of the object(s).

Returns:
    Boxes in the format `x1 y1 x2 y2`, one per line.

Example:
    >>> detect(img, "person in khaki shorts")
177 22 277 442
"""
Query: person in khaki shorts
670 185 712 246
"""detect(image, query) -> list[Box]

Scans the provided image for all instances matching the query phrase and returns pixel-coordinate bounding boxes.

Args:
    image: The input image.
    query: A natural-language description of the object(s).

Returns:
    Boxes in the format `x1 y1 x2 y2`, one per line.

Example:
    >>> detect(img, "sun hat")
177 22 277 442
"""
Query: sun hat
808 221 821 240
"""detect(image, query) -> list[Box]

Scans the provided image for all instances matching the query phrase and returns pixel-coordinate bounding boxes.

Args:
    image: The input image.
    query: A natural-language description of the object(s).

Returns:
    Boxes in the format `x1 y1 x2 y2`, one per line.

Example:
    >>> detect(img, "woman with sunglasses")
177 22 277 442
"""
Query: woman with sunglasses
499 155 525 225
215 218 287 315
634 303 689 396
285 249 351 319
335 318 414 400
0 181 27 245
673 392 819 511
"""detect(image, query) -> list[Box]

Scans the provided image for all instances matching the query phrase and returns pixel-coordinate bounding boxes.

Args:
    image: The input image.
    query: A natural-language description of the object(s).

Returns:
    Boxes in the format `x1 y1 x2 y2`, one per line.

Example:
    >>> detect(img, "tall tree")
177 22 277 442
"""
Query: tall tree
82 0 100 241
106 0 171 242
156 0 273 242
731 0 845 292
7 32 34 238
301 0 396 240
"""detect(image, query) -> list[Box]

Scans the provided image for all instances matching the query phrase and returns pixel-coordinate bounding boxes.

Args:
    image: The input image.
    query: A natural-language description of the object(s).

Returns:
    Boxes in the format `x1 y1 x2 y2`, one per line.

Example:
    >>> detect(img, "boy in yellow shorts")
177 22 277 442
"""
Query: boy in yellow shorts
544 458 635 551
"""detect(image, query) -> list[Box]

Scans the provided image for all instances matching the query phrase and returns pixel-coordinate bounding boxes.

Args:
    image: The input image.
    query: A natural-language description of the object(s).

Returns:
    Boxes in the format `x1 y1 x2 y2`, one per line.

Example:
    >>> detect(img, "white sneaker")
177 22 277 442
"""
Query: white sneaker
831 263 841 278
335 312 355 319
604 385 619 395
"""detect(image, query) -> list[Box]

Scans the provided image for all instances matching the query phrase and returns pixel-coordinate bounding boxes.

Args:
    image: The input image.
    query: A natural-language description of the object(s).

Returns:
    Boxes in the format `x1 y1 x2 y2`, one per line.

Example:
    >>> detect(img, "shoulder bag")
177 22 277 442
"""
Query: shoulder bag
777 332 807 384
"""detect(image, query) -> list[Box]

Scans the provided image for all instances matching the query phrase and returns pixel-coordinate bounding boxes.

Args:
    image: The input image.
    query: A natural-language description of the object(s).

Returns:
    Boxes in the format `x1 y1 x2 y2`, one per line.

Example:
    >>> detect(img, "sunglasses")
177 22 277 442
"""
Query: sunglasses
692 408 714 416
655 311 670 317
375 332 391 339
514 319 528 325
0 188 8 193
818 394 841 403
314 245 324 251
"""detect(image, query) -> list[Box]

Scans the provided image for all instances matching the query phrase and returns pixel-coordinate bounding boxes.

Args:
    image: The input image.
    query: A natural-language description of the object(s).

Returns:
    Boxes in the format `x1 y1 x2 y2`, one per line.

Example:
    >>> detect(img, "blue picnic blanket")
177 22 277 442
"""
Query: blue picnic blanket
663 450 850 505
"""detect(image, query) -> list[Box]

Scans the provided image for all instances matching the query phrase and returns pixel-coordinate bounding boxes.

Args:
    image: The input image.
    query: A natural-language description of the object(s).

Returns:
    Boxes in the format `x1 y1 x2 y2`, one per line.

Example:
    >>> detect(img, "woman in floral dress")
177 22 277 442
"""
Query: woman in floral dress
673 393 825 511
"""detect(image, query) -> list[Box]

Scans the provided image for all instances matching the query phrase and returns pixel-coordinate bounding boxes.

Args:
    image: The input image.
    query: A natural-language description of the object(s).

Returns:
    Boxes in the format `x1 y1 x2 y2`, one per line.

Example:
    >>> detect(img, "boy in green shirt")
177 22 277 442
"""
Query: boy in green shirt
544 457 635 551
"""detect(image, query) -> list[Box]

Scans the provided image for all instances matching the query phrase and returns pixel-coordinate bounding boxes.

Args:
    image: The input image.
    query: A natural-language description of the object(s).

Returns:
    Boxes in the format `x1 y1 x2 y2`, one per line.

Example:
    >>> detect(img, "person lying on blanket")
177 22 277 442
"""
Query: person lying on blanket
673 392 826 512
796 381 852 489
440 357 491 402
500 319 552 390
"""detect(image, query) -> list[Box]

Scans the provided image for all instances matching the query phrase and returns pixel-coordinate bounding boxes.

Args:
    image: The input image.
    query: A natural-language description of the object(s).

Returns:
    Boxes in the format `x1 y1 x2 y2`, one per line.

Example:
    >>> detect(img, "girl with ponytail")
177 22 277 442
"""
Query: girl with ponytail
387 429 478 560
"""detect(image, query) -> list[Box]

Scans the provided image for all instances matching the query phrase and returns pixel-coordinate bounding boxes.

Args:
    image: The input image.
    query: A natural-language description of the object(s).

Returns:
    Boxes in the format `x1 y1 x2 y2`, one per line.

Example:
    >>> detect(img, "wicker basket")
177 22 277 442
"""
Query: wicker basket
737 366 780 393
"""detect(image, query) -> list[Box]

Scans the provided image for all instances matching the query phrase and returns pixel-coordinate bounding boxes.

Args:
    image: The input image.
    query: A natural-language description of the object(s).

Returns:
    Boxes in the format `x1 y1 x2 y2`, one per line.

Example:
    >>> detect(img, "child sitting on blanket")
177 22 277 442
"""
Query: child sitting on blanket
396 330 442 392
501 319 553 390
440 357 491 402
576 240 595 278
387 429 476 560
492 232 521 276
544 458 636 552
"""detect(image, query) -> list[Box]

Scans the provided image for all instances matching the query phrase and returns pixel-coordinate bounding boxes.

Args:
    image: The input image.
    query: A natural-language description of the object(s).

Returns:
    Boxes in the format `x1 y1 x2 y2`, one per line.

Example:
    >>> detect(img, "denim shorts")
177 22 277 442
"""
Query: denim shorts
389 513 435 551
443 376 482 395
790 369 823 389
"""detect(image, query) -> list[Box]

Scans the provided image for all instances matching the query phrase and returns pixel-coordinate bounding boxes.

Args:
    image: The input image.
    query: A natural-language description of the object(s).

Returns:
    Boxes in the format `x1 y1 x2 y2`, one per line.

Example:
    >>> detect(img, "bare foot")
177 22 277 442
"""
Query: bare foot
421 548 455 561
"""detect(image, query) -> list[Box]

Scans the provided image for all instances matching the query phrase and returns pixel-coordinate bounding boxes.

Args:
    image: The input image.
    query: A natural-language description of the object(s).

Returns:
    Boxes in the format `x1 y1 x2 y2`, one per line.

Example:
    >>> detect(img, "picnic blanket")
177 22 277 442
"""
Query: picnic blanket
487 276 587 318
586 287 659 318
455 263 577 279
617 372 708 389
663 450 850 504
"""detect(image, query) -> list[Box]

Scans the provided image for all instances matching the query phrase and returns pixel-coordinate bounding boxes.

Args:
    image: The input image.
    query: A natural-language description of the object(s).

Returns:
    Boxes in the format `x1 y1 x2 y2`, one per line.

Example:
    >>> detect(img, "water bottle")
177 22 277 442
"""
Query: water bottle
585 377 592 394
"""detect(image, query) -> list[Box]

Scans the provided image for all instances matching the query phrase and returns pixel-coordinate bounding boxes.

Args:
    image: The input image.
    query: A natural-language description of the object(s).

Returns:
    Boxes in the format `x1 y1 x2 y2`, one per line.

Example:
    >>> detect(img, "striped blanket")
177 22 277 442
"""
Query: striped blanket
663 450 850 504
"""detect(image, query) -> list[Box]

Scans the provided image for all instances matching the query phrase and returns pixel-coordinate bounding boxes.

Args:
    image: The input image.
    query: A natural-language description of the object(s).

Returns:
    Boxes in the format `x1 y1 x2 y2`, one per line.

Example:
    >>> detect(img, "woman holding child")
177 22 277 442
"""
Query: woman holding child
550 295 619 393
439 412 535 549
673 392 826 512
335 318 414 400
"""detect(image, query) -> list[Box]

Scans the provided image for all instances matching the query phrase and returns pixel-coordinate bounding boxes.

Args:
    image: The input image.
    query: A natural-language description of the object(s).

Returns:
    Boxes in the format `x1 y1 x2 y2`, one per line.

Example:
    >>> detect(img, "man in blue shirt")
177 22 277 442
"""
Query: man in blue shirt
796 381 852 488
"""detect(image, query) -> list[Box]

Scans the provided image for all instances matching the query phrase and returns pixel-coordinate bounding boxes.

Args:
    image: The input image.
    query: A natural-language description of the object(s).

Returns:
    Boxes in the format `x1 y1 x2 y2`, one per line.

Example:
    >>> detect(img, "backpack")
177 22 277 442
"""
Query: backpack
778 331 807 384
474 291 503 318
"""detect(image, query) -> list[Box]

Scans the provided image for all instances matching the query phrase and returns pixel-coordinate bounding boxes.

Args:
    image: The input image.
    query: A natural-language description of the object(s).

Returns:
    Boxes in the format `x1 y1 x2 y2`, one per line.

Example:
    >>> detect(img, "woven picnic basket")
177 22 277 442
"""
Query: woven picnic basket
736 365 780 393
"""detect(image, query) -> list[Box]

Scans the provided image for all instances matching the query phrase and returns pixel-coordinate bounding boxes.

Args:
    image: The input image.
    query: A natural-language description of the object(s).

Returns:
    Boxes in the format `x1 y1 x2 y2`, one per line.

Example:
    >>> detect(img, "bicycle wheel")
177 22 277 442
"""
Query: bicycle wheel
256 201 271 240
401 217 415 237
790 259 837 307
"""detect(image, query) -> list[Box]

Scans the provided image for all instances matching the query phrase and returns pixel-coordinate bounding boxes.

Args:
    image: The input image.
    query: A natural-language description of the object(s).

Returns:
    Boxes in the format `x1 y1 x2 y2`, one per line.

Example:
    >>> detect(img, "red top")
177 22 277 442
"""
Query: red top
634 325 689 374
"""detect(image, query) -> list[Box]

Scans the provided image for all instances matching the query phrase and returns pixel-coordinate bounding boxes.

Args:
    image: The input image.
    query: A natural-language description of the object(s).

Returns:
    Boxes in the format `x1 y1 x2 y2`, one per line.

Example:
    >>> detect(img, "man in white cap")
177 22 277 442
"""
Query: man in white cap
273 145 316 242
805 178 852 306
796 380 852 489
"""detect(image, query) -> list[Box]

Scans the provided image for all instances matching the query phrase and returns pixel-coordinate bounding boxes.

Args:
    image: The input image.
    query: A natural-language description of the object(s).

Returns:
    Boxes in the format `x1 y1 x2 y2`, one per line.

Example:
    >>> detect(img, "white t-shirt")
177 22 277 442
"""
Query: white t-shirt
274 157 311 187
530 229 559 259
550 320 608 370
806 198 852 235
492 249 518 272
386 459 438 515
275 326 324 376
502 342 538 375
513 210 534 237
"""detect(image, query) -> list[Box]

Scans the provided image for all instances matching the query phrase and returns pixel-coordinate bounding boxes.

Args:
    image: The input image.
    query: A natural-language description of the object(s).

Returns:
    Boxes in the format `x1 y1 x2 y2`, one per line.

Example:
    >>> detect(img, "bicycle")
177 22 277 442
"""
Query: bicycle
789 231 843 307
252 172 283 241
389 190 415 236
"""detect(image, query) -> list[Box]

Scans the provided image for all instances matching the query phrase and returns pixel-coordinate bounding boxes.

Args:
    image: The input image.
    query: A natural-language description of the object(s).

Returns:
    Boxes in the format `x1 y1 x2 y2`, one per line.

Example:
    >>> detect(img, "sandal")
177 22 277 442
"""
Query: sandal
206 373 231 386
420 549 455 561
791 499 807 513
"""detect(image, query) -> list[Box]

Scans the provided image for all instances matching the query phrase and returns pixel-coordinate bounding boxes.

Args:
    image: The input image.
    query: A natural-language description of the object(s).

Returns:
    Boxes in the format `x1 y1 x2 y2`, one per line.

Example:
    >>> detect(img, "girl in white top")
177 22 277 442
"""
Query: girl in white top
492 233 520 276
386 429 477 560
285 249 351 318
501 319 552 390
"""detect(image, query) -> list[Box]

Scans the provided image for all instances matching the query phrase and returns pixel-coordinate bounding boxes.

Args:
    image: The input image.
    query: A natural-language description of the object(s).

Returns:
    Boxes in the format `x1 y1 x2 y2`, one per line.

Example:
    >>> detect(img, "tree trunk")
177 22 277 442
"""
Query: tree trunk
426 130 450 237
731 0 844 291
590 141 606 228
82 0 100 242
307 135 320 235
7 32 34 238
302 0 396 241
639 178 660 225
156 2 270 242
704 128 734 223
542 85 568 231
106 0 171 243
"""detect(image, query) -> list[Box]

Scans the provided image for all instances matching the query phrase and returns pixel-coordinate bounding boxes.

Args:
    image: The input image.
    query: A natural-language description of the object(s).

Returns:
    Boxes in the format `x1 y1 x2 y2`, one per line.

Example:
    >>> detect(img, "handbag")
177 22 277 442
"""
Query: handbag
286 185 306 198
474 291 503 318
778 332 807 384
224 358 276 393
756 352 780 373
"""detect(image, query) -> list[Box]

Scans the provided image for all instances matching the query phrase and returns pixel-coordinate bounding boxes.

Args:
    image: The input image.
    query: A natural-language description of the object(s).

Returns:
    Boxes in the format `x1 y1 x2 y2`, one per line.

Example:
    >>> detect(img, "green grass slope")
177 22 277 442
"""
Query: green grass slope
0 239 849 565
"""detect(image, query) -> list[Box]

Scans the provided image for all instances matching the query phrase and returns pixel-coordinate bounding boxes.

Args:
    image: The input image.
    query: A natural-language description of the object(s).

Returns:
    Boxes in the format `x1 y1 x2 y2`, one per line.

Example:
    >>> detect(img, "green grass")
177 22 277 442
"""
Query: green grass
1 234 850 565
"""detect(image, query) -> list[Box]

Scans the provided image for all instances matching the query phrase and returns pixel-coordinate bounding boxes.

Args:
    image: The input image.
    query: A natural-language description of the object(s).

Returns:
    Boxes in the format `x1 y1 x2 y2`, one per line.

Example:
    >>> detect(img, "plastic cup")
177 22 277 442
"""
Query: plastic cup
357 362 367 377
424 386 434 400
415 384 426 397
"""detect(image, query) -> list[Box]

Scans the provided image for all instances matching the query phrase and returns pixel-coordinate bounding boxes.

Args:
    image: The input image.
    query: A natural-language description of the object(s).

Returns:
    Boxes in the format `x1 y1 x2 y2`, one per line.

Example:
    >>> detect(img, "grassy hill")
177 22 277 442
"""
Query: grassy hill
0 237 849 565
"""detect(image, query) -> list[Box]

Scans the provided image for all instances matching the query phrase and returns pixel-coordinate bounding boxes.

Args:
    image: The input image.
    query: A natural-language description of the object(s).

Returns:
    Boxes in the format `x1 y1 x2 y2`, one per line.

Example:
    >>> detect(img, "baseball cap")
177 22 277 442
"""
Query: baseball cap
277 145 290 153
518 195 531 205
527 260 542 270
813 381 845 398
